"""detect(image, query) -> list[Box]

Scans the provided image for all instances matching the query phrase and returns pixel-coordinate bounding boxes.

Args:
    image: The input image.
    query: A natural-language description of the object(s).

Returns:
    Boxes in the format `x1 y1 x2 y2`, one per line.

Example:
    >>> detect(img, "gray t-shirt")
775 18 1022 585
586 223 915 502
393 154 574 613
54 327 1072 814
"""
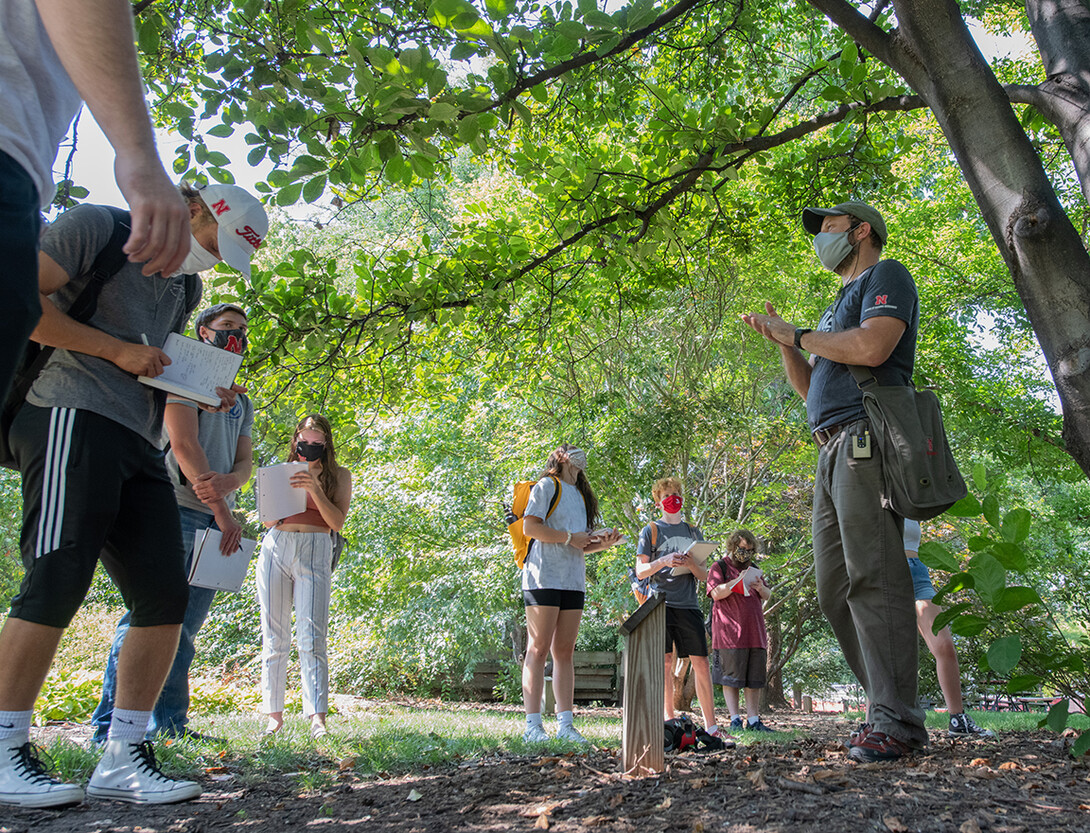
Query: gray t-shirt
636 519 704 609
165 393 253 513
29 204 201 447
0 0 82 205
521 476 589 592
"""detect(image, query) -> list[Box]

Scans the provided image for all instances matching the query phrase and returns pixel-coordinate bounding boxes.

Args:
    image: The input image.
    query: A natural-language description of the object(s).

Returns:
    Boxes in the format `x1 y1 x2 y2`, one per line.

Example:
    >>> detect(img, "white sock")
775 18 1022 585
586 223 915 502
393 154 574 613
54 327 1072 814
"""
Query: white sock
0 710 32 743
108 709 152 743
705 724 718 735
526 713 544 730
730 713 741 723
747 715 761 726
557 710 574 728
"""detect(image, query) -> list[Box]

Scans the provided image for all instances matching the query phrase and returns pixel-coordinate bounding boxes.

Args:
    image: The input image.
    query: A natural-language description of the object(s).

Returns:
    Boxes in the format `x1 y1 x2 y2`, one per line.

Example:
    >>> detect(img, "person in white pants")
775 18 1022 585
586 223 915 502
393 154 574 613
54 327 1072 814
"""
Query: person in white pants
257 414 351 738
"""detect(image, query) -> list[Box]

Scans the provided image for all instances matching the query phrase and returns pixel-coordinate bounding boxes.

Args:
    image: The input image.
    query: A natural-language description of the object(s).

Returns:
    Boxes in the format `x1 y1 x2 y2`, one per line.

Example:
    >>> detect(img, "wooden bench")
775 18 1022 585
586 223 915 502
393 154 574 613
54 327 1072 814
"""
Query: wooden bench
467 650 622 705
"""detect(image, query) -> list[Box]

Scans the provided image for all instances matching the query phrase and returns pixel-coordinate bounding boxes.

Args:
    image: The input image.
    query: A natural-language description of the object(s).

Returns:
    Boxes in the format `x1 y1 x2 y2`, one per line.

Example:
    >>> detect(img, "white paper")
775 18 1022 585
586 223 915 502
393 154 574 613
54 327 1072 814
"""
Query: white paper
256 462 309 524
138 333 244 407
188 528 257 592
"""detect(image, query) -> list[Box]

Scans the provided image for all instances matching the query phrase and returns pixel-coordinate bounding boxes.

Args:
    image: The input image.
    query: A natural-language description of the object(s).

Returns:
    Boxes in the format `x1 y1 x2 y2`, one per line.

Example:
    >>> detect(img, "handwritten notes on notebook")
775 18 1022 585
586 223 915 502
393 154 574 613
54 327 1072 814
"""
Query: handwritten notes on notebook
138 333 243 407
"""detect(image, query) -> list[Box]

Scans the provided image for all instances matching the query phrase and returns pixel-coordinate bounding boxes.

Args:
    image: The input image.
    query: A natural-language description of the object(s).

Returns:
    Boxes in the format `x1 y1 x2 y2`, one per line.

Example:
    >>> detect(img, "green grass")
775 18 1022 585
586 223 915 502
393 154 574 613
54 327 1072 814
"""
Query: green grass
43 704 625 789
843 707 1090 734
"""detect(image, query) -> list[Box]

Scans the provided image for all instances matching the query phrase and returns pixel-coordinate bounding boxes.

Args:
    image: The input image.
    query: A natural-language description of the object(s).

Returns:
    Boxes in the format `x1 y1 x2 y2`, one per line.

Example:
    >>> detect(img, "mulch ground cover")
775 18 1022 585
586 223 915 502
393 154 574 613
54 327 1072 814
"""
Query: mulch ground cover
3 708 1088 833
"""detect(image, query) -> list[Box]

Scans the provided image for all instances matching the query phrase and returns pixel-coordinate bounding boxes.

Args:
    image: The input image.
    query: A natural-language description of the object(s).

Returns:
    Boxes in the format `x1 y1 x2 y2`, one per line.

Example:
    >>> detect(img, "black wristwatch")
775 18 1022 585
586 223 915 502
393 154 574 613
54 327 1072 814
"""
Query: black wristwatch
794 327 812 349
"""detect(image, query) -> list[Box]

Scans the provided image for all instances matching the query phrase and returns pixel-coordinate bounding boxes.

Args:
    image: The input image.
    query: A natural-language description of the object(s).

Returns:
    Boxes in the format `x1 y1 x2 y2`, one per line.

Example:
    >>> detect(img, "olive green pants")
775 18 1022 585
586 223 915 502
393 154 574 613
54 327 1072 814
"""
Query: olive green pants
812 419 927 748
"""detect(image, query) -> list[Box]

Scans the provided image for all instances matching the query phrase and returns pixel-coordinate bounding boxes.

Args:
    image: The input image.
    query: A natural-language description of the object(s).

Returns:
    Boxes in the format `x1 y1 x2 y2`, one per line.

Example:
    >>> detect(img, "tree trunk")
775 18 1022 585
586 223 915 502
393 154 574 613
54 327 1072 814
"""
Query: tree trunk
1023 0 1090 207
671 656 696 712
762 605 789 710
812 0 1090 477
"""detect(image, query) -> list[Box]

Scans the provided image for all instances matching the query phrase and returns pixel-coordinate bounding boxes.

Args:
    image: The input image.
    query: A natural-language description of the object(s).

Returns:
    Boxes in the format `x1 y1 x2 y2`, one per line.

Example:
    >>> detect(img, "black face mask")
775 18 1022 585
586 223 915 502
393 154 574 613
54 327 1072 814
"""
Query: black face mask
206 327 248 354
296 440 325 461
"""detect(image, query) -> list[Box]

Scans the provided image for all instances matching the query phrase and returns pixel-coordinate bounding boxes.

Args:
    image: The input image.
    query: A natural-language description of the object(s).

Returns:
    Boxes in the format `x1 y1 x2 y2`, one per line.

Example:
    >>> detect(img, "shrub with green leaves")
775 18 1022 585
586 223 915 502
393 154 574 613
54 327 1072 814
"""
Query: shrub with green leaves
922 462 1089 757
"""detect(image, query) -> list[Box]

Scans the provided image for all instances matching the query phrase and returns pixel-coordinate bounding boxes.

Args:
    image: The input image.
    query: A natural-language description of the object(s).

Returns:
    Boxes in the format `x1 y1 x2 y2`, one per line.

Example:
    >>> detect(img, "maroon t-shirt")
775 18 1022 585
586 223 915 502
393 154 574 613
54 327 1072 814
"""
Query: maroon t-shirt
707 559 768 650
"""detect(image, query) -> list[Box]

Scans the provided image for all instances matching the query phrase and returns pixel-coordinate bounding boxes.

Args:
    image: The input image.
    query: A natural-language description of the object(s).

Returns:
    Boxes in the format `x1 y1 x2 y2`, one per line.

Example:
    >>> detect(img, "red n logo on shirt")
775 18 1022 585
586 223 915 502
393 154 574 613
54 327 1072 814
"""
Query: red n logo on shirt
875 294 888 305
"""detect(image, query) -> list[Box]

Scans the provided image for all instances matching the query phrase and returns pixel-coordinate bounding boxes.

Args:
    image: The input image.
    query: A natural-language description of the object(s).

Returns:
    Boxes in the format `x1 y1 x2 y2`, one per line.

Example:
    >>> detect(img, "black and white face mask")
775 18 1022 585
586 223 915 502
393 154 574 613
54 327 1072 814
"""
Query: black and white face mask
205 327 248 354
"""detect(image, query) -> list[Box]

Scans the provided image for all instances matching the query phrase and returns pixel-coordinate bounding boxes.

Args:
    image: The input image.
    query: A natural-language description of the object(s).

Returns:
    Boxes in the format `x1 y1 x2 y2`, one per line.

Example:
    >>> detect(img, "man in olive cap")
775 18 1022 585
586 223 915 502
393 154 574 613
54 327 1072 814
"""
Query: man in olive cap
742 201 926 761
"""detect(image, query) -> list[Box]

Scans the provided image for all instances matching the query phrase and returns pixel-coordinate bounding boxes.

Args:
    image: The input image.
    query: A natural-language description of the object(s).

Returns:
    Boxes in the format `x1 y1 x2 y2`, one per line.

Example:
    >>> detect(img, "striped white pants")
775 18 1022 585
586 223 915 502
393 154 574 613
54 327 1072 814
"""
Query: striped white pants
256 529 333 716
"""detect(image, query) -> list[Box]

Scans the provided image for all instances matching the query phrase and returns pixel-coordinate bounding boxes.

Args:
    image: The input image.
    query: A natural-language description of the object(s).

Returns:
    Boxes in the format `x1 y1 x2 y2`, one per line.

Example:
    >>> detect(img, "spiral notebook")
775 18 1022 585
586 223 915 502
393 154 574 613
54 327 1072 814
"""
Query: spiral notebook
255 462 309 524
188 528 258 592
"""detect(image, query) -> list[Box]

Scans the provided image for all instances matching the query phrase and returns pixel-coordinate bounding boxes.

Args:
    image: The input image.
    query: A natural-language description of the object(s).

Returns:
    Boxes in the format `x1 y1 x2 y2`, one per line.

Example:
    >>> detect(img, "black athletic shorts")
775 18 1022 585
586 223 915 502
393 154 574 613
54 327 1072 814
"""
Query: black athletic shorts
665 606 708 658
522 588 585 610
8 405 189 628
711 647 768 689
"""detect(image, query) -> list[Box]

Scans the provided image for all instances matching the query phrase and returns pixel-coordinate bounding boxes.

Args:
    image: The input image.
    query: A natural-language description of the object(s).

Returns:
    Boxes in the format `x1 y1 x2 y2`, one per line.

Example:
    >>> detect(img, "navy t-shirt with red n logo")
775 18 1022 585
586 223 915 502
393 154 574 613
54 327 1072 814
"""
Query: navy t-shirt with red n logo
806 259 918 432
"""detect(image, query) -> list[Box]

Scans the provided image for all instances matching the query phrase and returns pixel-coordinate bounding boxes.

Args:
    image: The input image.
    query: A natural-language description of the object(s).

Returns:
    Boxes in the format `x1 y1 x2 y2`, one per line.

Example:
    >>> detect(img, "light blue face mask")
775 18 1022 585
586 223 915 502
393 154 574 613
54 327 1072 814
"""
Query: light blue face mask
812 222 861 272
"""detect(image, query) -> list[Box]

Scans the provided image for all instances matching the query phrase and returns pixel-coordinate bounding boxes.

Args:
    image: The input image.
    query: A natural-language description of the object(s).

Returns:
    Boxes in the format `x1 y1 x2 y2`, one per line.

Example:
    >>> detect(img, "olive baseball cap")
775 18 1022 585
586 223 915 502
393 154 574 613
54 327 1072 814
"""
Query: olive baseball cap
802 201 887 244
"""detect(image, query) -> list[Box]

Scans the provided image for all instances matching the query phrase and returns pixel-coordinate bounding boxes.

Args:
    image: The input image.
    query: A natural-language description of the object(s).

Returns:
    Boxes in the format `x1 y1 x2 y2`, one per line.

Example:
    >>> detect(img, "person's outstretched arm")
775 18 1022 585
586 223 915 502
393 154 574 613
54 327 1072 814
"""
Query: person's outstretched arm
35 0 189 277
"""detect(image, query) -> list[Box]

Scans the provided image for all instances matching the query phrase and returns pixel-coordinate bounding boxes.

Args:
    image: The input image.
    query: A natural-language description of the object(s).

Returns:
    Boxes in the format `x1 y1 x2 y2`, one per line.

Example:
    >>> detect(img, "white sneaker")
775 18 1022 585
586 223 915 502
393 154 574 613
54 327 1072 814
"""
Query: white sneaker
87 740 201 804
555 724 589 745
522 724 550 743
0 738 85 808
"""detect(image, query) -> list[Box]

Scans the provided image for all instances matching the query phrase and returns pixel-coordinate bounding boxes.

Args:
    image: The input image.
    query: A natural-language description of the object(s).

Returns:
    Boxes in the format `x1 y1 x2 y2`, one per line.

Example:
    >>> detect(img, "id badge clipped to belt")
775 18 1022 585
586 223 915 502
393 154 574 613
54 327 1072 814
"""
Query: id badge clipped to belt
851 429 872 459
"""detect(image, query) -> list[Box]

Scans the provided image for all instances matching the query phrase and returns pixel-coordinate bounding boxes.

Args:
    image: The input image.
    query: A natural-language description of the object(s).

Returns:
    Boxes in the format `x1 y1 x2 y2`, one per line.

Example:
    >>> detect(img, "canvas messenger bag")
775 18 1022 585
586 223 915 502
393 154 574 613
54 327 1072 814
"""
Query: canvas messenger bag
848 365 967 521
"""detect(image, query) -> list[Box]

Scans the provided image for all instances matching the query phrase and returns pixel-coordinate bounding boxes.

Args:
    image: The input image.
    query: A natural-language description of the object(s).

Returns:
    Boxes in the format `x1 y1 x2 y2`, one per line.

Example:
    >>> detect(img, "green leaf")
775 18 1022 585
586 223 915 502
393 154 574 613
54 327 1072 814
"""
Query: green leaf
207 124 234 138
275 181 302 206
949 615 988 637
307 27 335 54
986 635 1022 676
946 494 982 517
1001 507 1031 543
1072 731 1090 757
428 102 459 122
1008 674 1043 694
931 602 972 633
967 552 1006 603
936 572 974 597
992 586 1042 612
457 114 480 142
982 493 1000 528
484 0 511 21
918 541 959 572
967 536 993 551
302 175 327 203
989 542 1029 573
1045 699 1070 732
972 462 987 492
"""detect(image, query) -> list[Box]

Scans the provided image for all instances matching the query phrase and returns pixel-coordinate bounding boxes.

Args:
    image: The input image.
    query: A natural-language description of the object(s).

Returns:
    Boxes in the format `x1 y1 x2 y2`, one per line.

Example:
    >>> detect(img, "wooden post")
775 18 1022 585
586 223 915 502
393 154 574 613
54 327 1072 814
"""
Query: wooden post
792 683 802 711
620 594 666 776
802 695 813 714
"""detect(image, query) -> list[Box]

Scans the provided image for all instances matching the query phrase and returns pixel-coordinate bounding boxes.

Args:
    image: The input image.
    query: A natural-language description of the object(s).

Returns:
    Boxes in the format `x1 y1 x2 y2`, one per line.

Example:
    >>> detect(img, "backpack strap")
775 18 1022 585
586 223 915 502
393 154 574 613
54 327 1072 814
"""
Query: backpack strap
65 206 132 324
22 207 132 379
544 475 562 520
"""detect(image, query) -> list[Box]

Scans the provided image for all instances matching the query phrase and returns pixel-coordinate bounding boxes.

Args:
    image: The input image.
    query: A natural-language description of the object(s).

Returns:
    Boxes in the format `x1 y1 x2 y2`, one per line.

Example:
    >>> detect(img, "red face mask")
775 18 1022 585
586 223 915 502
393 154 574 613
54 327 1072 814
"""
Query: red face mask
661 495 683 514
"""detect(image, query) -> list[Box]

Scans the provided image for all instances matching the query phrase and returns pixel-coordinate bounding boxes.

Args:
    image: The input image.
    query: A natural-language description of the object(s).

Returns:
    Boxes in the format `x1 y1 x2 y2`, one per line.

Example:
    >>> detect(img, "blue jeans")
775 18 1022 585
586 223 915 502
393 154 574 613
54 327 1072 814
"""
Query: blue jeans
91 506 218 741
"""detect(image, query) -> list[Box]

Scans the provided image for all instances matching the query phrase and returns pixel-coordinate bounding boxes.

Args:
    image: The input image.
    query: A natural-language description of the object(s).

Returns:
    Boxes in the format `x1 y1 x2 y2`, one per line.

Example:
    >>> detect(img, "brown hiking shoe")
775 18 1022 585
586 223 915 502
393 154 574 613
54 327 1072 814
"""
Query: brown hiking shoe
848 730 911 762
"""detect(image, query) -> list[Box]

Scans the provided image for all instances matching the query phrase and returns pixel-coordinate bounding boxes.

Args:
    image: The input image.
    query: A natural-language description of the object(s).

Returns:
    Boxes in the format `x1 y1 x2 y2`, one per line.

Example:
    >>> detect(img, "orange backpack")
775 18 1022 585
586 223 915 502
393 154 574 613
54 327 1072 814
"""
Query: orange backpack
507 476 562 568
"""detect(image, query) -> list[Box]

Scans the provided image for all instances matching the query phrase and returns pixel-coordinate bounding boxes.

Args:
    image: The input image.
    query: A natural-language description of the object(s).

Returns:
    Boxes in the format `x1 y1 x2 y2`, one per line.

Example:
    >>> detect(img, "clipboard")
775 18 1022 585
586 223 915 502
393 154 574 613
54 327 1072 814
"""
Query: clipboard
188 528 257 592
670 540 719 576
